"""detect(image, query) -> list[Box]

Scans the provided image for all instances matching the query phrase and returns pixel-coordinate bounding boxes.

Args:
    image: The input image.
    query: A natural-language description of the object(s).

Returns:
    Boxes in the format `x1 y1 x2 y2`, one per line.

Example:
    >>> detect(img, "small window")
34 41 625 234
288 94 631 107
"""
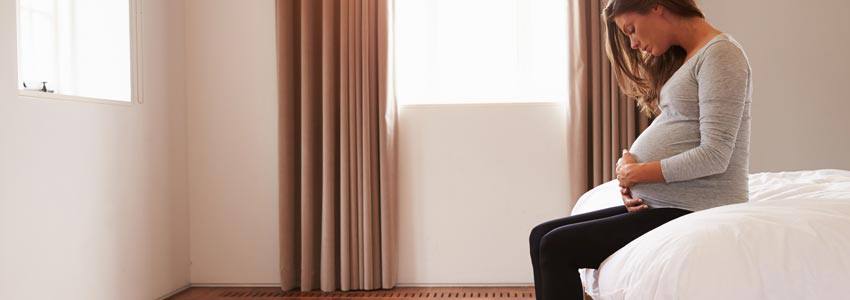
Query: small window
394 0 568 105
16 0 142 103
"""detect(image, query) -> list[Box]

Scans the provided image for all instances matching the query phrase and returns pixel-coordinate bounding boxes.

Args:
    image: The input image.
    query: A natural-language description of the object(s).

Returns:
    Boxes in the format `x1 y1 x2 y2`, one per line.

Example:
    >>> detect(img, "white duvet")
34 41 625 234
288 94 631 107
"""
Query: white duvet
571 169 850 300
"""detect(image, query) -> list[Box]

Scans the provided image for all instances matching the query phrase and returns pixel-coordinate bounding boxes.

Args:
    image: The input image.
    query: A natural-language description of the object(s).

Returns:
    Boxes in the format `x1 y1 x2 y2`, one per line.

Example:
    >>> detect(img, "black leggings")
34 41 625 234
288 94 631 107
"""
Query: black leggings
528 205 692 300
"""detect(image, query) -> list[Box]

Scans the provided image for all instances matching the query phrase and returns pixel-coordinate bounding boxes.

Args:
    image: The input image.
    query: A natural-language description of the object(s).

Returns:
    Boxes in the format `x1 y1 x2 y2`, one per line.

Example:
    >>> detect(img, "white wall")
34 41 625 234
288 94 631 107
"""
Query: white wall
185 0 280 284
396 103 570 285
182 0 850 288
0 0 189 299
698 0 850 172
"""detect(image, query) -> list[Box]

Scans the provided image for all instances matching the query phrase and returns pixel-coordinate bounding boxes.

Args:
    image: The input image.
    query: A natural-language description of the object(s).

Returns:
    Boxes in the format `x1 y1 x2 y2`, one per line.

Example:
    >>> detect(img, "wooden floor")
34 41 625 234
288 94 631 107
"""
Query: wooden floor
167 286 537 300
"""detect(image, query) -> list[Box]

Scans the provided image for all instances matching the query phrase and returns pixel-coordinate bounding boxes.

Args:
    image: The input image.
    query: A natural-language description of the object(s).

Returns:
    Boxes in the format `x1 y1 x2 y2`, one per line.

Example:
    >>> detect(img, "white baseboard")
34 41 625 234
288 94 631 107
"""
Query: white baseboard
190 283 282 287
397 282 534 287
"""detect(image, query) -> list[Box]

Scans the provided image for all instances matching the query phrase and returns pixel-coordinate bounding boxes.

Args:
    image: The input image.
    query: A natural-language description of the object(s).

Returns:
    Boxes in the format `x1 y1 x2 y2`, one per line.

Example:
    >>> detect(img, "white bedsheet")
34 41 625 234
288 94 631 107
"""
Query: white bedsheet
570 169 850 300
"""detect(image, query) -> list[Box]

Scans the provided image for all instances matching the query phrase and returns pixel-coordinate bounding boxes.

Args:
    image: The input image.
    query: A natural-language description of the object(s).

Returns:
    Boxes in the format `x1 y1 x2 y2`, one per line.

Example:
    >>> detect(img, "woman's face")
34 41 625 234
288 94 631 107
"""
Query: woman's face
613 6 674 57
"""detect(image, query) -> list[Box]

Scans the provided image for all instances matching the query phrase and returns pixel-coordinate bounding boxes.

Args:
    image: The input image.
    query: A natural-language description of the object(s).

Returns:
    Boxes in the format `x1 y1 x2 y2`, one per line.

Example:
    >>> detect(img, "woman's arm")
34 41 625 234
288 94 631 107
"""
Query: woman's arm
660 42 750 183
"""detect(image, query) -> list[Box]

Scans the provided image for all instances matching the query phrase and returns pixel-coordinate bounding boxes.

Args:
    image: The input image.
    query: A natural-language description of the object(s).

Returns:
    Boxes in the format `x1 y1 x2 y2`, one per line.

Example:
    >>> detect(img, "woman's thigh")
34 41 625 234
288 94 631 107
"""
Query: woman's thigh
538 208 691 269
530 205 628 247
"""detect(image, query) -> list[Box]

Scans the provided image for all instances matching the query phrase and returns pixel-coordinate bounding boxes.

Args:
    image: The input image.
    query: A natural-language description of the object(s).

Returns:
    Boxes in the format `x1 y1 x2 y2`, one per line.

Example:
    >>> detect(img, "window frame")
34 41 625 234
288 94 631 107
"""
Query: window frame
14 0 144 105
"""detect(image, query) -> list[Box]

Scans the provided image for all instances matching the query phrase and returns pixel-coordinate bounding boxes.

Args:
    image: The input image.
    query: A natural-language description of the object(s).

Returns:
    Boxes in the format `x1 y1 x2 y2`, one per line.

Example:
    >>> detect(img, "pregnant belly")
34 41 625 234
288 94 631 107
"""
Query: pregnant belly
628 183 665 207
628 121 699 163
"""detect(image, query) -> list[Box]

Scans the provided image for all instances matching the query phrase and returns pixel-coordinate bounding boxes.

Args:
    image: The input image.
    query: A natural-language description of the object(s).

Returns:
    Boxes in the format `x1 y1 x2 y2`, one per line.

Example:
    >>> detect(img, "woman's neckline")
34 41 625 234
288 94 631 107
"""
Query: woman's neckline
659 33 729 98
682 32 727 65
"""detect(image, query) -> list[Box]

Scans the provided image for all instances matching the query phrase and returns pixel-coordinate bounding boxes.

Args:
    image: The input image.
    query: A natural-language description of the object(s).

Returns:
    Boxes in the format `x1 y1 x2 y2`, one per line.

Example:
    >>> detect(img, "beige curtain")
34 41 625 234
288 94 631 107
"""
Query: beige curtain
277 0 398 292
566 0 653 203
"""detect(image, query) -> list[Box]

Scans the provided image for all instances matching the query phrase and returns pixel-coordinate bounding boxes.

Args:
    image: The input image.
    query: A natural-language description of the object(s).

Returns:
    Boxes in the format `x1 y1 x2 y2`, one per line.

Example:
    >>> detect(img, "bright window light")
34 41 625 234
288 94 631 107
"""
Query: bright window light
17 0 136 102
394 0 568 105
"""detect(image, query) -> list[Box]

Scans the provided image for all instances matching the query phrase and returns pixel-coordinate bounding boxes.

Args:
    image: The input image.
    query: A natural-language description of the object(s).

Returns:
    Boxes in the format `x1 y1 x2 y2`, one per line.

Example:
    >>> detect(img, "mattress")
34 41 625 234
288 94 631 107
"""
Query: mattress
570 169 850 300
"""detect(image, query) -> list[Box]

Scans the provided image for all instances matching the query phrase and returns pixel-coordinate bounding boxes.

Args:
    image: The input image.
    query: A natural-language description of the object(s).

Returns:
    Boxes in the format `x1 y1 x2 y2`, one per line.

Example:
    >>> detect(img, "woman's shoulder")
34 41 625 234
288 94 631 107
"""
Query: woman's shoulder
693 33 751 75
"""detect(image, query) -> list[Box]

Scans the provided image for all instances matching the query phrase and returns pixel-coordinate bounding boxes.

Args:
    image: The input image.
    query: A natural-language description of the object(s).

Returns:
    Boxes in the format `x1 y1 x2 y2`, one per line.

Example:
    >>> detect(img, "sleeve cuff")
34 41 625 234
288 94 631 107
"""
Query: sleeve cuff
660 158 674 183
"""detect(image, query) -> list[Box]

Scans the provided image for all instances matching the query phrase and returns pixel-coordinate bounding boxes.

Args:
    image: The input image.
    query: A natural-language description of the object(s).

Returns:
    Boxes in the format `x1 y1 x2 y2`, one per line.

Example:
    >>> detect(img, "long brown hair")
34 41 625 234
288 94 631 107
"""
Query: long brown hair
602 0 704 117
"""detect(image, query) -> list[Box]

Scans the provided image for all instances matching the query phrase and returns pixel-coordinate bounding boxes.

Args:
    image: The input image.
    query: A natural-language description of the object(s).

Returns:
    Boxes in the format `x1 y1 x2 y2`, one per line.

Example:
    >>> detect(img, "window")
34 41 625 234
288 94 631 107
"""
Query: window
16 0 142 103
394 0 567 105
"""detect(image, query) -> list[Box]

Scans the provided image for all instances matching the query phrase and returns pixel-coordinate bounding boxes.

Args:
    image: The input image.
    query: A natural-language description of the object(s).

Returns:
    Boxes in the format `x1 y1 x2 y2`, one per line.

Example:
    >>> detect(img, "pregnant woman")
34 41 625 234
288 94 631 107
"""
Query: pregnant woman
529 0 752 299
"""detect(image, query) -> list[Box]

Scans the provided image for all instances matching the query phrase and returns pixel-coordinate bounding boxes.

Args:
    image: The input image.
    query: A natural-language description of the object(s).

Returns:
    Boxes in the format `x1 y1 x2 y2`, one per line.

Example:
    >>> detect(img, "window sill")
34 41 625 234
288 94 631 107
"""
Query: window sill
399 101 565 110
18 90 134 106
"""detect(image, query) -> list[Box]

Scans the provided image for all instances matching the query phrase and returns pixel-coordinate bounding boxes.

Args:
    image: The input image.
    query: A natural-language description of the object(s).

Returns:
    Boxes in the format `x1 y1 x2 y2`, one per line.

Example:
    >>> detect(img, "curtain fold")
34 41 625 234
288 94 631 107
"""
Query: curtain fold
566 0 652 204
277 0 397 292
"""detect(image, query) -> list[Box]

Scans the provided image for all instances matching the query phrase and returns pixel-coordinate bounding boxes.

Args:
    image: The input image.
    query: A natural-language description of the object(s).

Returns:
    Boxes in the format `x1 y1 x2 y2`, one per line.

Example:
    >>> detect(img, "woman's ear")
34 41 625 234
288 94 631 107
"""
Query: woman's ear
652 4 664 16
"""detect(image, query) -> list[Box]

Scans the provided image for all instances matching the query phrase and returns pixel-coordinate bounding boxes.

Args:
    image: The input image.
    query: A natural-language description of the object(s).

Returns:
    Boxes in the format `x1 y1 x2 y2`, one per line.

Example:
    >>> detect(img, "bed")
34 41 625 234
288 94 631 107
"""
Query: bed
571 169 850 300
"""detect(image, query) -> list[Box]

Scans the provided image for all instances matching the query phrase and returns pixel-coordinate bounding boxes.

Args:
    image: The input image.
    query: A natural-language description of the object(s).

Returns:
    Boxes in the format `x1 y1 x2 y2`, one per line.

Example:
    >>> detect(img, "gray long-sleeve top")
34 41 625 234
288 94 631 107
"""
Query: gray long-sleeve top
628 33 753 212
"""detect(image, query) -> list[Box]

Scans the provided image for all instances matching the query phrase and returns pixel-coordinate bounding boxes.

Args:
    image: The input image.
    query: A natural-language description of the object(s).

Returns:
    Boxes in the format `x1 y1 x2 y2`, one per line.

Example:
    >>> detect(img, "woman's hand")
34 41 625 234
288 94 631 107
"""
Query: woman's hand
621 186 649 213
616 149 638 188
